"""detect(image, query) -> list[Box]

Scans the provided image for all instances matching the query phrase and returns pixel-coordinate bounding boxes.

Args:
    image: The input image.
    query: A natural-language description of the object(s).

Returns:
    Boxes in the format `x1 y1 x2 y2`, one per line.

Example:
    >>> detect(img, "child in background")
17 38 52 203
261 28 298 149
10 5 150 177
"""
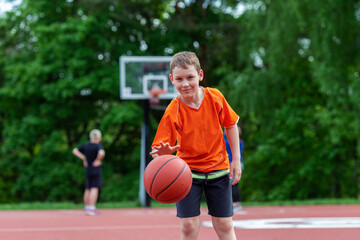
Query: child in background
150 51 241 240
72 129 105 216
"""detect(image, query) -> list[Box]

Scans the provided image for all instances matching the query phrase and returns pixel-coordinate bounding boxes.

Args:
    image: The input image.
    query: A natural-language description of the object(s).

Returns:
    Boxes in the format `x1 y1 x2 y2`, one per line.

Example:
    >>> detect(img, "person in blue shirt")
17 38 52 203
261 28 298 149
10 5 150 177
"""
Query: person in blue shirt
224 125 244 211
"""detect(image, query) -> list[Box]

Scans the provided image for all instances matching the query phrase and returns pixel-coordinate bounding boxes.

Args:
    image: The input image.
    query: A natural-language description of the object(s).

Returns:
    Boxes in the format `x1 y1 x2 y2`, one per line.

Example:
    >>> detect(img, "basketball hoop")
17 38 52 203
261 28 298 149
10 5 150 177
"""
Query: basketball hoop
148 88 167 106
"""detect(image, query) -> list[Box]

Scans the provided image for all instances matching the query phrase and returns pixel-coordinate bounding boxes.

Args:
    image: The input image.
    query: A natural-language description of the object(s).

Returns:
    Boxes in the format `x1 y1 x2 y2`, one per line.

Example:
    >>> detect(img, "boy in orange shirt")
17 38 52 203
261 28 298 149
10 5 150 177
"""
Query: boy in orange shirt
150 51 241 240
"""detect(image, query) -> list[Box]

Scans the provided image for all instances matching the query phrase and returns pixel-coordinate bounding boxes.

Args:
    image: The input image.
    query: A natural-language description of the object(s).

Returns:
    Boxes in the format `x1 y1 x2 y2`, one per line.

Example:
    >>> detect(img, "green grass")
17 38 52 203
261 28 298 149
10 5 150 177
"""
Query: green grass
0 199 358 210
0 201 141 210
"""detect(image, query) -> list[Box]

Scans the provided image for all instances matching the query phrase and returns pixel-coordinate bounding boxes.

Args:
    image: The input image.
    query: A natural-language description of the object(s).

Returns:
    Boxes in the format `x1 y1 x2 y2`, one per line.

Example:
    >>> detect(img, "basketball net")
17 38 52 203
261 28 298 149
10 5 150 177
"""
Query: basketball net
148 87 167 106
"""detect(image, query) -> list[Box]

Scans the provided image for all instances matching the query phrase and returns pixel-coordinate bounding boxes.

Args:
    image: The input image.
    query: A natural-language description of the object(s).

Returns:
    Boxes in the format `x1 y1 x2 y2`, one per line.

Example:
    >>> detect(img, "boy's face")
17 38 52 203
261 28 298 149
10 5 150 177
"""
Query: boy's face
169 65 203 98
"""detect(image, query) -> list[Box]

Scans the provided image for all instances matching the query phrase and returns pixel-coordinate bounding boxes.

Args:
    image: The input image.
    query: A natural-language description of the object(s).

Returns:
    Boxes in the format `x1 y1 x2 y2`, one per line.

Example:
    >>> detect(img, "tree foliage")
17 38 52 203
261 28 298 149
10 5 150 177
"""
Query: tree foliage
220 0 360 201
0 0 359 203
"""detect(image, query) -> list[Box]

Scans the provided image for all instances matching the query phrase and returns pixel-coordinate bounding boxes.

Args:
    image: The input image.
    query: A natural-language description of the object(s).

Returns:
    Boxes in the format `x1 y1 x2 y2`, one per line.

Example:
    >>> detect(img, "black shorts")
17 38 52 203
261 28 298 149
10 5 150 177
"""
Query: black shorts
176 173 233 218
85 167 102 189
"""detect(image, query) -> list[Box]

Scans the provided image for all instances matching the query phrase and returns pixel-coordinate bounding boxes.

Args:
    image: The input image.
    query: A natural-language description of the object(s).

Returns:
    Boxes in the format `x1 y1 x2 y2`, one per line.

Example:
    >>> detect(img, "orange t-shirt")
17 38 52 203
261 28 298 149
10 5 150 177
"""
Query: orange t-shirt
151 87 239 173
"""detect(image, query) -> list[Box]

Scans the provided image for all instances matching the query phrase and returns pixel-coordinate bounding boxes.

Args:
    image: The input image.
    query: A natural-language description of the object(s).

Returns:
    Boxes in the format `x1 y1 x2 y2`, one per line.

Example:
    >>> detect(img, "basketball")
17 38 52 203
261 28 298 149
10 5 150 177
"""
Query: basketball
144 155 192 204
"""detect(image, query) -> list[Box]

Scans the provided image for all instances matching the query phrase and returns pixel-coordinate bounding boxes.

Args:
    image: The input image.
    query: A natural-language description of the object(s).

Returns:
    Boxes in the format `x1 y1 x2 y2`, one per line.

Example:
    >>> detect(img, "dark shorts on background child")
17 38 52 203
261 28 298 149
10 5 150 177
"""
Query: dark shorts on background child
176 171 233 218
85 167 102 189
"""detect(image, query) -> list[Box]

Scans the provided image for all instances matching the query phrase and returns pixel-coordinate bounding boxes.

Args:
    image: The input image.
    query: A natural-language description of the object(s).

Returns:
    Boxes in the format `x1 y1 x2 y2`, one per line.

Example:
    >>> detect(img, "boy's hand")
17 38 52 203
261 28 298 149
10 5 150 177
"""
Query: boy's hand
150 141 180 157
229 159 242 185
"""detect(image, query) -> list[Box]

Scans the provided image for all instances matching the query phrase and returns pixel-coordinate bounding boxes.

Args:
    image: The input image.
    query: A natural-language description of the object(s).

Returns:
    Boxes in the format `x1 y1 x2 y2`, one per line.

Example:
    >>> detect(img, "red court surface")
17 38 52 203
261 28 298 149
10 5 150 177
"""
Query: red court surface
0 205 359 240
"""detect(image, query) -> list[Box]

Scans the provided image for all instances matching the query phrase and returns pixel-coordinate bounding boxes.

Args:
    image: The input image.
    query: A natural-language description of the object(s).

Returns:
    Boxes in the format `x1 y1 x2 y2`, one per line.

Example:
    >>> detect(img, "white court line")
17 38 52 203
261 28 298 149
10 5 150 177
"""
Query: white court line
202 217 360 229
0 224 179 233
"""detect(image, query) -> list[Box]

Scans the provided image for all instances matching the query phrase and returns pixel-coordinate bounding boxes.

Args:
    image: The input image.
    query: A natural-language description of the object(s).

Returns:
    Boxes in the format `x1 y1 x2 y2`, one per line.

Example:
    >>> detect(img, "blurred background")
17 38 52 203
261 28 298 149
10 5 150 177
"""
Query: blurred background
0 0 359 204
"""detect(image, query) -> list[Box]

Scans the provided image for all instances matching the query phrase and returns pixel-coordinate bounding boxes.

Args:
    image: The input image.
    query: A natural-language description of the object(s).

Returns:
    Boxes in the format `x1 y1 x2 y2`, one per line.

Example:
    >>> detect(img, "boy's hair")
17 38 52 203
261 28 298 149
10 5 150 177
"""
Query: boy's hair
89 129 102 140
170 51 201 74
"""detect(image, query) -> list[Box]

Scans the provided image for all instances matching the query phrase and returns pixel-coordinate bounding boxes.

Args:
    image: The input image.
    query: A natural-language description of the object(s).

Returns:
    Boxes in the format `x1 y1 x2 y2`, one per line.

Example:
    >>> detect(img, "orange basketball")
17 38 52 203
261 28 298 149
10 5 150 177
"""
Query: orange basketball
144 155 192 204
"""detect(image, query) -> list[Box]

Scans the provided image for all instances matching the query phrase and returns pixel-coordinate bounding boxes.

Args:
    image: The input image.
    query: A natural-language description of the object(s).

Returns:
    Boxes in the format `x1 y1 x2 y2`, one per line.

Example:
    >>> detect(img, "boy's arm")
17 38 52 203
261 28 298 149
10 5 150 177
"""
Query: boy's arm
150 105 179 159
93 149 105 167
225 125 242 185
72 148 88 167
150 141 180 158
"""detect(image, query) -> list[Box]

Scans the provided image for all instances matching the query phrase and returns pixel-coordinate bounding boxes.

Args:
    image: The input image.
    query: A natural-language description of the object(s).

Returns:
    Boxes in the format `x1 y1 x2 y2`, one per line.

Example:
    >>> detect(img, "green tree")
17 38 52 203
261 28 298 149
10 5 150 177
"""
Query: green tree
221 0 360 201
0 0 147 202
0 0 243 203
1 0 358 203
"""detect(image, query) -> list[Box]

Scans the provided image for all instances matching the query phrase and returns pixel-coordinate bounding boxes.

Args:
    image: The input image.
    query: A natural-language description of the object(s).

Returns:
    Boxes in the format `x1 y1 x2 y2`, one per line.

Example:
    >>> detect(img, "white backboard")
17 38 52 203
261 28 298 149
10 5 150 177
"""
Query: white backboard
119 56 178 100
